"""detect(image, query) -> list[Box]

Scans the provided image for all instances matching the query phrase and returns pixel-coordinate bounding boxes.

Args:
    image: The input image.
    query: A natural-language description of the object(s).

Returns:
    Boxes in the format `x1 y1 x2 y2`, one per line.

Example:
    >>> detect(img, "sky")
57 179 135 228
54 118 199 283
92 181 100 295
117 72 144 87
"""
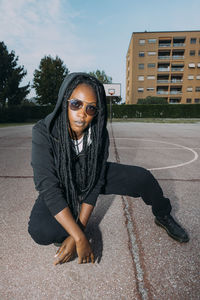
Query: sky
0 0 200 101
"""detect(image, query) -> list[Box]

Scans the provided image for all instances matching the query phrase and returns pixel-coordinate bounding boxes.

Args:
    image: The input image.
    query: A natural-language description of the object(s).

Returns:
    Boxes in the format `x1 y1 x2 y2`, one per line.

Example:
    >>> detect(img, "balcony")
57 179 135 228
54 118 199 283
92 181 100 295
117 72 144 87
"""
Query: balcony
170 91 182 95
157 80 169 83
171 68 184 72
158 67 170 72
159 39 171 48
158 56 171 60
172 55 184 59
159 43 171 48
171 79 183 83
173 43 185 47
157 91 169 95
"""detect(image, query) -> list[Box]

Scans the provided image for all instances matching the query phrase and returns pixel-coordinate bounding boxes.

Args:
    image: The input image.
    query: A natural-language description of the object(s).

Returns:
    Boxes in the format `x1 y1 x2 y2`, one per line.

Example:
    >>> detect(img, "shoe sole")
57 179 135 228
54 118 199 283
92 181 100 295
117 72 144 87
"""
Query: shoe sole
155 218 189 243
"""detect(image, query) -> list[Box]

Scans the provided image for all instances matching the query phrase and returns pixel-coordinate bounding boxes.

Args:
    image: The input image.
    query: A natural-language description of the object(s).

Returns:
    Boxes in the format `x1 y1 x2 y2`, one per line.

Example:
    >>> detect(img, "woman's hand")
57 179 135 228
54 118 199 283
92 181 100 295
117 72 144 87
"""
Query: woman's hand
54 236 76 265
54 205 95 265
76 236 94 264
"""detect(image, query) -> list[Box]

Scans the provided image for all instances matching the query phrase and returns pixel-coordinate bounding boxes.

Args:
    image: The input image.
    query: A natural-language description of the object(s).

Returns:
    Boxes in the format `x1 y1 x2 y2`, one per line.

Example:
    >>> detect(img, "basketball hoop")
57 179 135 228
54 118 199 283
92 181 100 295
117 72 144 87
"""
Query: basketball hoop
108 89 115 96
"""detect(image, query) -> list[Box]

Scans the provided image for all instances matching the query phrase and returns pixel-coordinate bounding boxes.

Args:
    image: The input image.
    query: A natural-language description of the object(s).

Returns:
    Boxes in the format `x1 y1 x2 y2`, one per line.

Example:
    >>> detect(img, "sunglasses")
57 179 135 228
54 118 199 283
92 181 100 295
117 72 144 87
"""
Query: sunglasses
67 99 98 116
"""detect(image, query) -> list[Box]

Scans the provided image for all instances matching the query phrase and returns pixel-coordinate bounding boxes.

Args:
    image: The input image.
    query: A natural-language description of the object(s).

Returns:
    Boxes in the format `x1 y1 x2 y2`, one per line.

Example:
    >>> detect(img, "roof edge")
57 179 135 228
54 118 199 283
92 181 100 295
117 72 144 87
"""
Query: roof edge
132 30 200 34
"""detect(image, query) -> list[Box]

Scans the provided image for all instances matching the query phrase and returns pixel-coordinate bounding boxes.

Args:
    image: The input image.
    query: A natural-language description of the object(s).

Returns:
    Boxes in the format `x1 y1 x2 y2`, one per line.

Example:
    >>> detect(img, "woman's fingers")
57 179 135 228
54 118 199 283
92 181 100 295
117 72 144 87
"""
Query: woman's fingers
54 248 67 265
55 245 64 257
62 254 72 264
77 253 95 264
78 256 82 264
54 255 69 265
90 252 95 263
54 256 63 265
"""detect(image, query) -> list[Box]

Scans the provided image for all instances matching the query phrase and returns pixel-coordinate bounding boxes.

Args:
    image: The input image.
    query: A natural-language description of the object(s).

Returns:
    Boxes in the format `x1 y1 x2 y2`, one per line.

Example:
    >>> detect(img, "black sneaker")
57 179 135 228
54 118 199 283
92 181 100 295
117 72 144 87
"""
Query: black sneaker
155 215 189 243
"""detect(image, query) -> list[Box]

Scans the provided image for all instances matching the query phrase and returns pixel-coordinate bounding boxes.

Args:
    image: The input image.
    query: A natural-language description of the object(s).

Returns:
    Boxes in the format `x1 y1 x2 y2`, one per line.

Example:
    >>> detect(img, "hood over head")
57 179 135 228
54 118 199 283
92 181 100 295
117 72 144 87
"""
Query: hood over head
45 72 107 138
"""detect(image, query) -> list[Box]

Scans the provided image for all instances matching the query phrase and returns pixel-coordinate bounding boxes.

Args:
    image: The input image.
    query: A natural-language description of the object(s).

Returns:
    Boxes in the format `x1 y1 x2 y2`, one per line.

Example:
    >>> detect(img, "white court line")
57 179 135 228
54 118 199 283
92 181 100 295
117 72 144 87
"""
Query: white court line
113 138 199 171
110 147 196 149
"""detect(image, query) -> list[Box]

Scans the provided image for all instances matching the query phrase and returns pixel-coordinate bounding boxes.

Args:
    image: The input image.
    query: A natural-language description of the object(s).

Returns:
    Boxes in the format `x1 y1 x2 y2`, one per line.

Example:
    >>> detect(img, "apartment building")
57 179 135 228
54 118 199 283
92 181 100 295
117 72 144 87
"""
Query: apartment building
126 31 200 104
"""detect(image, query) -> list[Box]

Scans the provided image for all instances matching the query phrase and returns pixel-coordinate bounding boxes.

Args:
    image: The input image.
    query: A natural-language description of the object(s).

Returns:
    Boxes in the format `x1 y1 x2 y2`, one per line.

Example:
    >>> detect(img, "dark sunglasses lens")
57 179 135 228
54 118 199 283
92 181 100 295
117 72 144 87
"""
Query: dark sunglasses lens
69 99 82 110
86 105 97 116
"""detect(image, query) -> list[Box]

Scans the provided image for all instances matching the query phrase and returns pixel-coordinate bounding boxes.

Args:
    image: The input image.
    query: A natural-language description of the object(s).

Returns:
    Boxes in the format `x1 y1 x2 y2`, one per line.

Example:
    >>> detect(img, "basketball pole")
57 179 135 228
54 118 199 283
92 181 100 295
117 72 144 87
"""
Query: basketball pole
109 96 112 123
108 91 114 123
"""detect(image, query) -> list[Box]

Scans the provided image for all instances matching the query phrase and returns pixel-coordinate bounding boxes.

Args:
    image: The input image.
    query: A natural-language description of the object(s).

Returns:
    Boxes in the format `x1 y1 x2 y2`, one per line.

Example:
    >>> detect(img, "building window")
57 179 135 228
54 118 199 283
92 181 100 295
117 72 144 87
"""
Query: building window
188 75 194 80
138 64 144 69
139 52 145 57
190 38 196 44
148 51 156 56
194 98 200 103
148 39 156 43
171 63 184 71
138 88 144 92
187 87 193 92
147 75 155 80
186 98 192 103
148 63 155 68
197 63 200 68
138 76 144 81
169 98 181 104
139 39 145 45
196 75 200 80
188 63 195 68
198 50 200 56
190 50 195 56
195 87 200 92
147 87 154 91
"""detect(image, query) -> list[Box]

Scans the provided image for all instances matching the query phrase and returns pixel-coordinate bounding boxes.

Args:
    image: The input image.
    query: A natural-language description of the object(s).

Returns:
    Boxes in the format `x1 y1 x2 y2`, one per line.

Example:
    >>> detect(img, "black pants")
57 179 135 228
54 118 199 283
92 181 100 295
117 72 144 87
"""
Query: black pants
28 162 172 245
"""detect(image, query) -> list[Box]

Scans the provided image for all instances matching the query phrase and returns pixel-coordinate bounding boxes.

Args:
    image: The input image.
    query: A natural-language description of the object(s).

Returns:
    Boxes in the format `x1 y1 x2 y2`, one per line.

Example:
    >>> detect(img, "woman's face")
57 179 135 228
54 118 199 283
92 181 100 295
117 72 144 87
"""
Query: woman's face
68 84 97 139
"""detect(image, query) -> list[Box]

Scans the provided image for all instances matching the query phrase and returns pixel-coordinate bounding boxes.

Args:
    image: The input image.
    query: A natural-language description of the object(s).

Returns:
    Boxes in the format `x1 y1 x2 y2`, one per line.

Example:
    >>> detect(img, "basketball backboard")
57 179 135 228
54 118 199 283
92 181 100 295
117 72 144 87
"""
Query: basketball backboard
103 83 121 97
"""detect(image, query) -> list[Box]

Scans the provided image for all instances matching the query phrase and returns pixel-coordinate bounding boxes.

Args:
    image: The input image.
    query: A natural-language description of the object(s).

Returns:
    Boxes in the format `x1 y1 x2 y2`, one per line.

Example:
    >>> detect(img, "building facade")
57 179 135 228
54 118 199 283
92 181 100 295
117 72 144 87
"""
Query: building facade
126 31 200 104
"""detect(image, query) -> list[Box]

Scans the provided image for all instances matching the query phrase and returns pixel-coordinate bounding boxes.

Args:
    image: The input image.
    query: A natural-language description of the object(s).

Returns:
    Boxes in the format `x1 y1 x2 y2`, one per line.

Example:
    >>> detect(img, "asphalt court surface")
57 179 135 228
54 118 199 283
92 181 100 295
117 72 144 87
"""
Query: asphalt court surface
0 122 200 299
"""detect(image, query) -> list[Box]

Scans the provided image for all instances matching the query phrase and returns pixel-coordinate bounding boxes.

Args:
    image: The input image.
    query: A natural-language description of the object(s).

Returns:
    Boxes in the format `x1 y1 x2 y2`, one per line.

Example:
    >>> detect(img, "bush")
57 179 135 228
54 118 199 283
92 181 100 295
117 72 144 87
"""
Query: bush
0 105 54 123
108 104 200 119
137 96 168 105
0 103 200 123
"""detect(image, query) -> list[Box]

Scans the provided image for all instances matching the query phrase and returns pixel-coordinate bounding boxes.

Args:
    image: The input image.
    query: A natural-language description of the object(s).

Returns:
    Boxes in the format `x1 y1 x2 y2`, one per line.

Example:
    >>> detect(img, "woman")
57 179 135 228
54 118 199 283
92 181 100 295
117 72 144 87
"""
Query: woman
28 72 189 265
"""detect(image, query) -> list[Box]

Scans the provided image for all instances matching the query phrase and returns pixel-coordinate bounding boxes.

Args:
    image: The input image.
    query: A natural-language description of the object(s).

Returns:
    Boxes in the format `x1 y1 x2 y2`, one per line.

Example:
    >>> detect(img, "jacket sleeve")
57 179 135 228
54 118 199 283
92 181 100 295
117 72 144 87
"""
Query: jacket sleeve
31 120 68 216
83 129 109 206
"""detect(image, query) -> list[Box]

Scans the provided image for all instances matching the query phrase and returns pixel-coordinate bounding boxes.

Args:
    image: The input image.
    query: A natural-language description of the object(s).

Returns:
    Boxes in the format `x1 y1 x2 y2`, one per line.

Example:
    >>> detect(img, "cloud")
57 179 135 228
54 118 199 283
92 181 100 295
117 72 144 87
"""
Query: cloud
0 0 96 96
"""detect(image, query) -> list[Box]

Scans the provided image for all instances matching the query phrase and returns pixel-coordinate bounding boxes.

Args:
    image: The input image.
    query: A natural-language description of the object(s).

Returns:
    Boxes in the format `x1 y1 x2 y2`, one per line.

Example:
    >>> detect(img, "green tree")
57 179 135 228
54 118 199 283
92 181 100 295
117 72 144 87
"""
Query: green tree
0 41 30 107
88 69 112 84
33 55 69 105
137 96 168 104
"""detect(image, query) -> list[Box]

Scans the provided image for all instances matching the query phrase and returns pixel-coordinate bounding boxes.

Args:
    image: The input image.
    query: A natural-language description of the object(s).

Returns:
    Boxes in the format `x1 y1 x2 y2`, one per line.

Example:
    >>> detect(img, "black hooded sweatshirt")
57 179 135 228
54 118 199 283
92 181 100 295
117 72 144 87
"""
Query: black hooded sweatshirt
31 73 109 217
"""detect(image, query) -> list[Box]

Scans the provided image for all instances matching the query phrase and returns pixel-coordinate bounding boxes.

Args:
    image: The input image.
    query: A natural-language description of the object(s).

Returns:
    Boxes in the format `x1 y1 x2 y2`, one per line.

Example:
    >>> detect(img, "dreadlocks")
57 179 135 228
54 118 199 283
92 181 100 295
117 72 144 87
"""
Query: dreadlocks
50 75 107 220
